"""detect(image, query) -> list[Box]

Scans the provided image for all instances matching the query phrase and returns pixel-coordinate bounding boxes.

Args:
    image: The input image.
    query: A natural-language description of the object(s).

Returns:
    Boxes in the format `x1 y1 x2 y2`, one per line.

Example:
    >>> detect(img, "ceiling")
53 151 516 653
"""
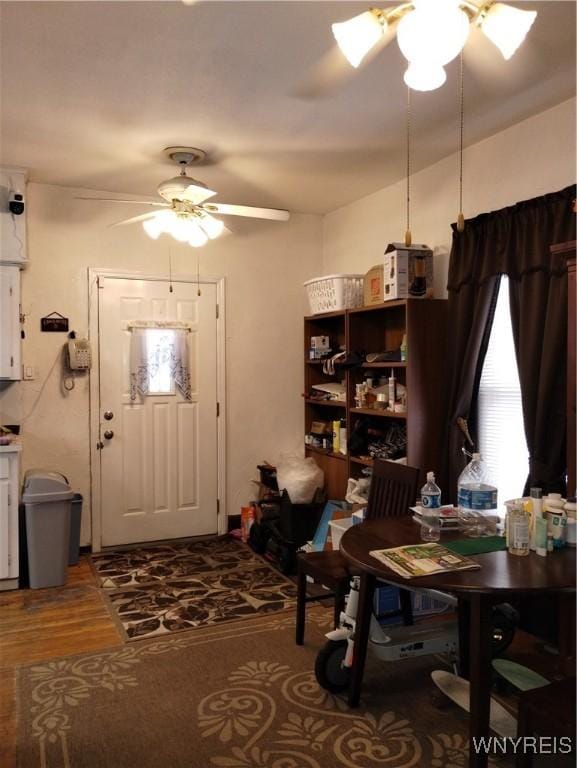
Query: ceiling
0 1 575 215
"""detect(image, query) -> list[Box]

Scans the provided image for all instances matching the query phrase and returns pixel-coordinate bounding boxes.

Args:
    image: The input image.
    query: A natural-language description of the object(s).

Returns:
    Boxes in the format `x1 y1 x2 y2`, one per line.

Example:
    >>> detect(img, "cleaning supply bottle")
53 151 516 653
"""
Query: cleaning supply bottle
339 418 347 456
457 453 498 537
388 369 396 410
420 471 441 542
507 502 530 556
332 420 340 454
400 334 408 362
529 487 542 551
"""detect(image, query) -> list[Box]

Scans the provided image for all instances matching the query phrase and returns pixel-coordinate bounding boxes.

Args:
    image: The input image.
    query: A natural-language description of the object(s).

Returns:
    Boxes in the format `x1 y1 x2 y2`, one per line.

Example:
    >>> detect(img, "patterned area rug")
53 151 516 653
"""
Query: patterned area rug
91 537 297 641
17 609 506 768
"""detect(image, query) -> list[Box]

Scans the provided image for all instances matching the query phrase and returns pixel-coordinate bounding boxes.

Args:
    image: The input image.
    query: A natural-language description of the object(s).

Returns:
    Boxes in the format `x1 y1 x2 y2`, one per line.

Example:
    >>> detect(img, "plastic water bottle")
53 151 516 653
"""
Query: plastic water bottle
457 453 498 537
420 471 441 541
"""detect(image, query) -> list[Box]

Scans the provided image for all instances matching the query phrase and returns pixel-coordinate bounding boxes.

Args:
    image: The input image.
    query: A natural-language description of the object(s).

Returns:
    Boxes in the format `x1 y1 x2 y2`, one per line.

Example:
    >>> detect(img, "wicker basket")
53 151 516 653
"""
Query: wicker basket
304 274 364 315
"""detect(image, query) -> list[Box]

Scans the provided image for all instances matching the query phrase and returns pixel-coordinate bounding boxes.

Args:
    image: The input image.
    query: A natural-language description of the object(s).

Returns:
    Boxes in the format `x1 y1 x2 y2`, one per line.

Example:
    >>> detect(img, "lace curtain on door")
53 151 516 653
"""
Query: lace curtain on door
129 326 192 401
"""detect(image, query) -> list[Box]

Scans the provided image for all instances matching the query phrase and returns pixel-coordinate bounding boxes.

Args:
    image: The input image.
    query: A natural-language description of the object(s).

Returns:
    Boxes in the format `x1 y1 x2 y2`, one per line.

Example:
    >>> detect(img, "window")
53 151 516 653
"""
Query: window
477 277 529 509
145 329 177 395
129 326 192 401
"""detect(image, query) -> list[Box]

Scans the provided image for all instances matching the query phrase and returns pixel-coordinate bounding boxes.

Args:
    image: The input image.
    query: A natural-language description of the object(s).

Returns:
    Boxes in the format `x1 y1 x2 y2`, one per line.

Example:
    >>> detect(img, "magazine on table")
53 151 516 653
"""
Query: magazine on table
369 543 481 579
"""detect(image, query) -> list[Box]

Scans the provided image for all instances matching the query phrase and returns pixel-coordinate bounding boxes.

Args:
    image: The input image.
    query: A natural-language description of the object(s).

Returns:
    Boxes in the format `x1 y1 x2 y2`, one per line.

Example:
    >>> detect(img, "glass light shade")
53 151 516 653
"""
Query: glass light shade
404 62 447 92
142 217 163 240
199 213 225 240
188 224 209 248
397 1 469 68
480 3 537 60
332 10 386 68
169 216 195 243
142 210 175 239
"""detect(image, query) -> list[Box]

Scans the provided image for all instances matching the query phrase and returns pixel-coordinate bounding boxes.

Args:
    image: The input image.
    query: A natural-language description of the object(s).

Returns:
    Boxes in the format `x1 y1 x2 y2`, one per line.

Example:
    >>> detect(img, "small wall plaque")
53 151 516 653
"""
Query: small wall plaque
41 312 69 332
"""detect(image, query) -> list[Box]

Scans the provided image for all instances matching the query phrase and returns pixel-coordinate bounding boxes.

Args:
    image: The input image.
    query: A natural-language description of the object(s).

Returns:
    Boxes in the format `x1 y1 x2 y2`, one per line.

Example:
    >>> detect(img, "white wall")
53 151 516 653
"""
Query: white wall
323 98 576 295
0 183 323 545
1 97 574 548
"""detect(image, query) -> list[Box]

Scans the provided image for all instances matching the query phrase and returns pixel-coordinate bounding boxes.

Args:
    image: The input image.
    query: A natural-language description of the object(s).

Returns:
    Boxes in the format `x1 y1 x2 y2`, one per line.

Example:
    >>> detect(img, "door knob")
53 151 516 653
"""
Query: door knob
103 430 114 440
103 411 114 421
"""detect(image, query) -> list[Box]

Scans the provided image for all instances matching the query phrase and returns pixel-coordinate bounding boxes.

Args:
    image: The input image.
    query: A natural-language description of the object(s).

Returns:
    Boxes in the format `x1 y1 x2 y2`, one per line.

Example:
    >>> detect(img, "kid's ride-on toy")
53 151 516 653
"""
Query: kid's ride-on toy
314 576 518 693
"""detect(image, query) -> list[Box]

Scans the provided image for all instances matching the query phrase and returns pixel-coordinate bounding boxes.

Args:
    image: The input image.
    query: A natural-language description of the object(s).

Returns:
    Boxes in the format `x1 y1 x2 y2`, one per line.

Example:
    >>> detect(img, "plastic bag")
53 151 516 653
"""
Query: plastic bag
276 455 324 505
346 477 371 504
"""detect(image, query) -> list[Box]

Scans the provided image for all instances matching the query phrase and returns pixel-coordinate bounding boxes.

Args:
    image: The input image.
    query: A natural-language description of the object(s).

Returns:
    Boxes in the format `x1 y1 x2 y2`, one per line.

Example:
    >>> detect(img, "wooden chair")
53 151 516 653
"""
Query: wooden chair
295 459 420 645
516 677 576 767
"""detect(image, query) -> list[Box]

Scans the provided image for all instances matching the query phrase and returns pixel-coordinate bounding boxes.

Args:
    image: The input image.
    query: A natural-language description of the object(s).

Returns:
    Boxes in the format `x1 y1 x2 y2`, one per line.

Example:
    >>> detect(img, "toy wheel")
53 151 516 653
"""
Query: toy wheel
491 603 518 656
315 640 351 693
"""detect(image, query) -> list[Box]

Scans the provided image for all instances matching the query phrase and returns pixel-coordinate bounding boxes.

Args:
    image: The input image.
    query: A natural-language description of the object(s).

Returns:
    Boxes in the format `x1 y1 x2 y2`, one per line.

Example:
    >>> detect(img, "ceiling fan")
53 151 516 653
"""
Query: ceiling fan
78 147 290 248
296 0 537 98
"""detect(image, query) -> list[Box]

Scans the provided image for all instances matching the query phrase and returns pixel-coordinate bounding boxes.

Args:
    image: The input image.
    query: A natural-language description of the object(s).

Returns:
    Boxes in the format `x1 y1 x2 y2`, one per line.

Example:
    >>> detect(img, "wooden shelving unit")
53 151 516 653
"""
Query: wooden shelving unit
304 299 448 500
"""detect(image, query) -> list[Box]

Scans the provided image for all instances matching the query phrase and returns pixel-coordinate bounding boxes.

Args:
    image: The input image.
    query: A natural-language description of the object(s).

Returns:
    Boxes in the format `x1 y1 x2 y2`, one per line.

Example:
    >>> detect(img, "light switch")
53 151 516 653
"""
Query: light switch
23 365 35 380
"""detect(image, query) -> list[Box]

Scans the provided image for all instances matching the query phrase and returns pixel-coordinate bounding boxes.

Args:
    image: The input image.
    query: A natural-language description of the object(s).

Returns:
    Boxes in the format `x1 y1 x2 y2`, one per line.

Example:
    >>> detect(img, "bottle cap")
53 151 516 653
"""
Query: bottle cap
530 487 543 499
426 471 435 482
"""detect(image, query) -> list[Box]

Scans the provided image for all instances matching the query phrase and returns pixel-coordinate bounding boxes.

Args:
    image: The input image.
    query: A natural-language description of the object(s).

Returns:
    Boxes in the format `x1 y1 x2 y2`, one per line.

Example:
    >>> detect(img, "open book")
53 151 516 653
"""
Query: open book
369 543 481 579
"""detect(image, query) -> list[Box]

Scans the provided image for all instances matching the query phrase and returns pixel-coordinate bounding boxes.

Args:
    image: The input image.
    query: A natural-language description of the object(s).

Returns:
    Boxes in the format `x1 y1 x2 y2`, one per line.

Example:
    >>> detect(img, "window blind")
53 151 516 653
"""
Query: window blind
478 277 529 509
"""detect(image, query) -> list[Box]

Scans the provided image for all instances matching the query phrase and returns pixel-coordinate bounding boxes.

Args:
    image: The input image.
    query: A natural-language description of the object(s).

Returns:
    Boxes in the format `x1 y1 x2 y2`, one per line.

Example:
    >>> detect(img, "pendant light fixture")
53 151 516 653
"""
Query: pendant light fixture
397 0 470 92
332 1 537 91
457 51 465 233
405 85 412 247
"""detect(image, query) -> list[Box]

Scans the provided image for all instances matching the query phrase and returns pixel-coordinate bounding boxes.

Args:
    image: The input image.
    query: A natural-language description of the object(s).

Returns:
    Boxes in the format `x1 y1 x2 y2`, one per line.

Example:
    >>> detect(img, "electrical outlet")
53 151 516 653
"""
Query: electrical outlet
22 365 35 380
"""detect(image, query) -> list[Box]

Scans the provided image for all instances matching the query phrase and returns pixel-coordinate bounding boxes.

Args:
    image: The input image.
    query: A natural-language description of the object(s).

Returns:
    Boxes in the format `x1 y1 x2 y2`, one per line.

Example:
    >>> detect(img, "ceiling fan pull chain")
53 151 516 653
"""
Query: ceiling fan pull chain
405 85 412 247
457 50 465 233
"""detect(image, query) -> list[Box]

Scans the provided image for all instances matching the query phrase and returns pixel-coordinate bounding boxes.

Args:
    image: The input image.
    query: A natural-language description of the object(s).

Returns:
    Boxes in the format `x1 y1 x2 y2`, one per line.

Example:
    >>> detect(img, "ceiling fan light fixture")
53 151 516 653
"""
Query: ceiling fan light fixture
188 224 209 248
397 0 470 75
157 175 217 205
142 210 172 240
198 213 225 240
332 9 387 68
169 215 196 243
404 62 447 92
479 2 537 60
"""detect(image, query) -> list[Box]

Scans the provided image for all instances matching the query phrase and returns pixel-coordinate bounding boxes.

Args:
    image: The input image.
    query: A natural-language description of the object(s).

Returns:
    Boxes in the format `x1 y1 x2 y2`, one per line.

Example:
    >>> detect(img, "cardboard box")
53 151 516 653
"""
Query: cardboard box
363 265 384 306
383 242 433 301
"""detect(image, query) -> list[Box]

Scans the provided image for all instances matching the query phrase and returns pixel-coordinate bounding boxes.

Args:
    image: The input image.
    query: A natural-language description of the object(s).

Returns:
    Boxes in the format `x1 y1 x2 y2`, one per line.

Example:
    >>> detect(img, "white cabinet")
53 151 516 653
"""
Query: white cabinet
0 445 20 589
0 265 21 380
0 167 27 265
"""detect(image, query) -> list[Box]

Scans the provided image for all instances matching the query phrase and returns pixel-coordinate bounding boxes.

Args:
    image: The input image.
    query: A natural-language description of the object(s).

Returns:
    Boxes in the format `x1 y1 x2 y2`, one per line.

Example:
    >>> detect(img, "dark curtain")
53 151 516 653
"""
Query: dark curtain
445 184 576 499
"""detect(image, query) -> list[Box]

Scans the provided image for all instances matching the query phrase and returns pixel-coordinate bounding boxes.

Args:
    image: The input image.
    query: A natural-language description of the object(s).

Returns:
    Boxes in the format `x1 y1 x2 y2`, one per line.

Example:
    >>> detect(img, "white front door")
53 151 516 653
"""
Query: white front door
98 276 219 546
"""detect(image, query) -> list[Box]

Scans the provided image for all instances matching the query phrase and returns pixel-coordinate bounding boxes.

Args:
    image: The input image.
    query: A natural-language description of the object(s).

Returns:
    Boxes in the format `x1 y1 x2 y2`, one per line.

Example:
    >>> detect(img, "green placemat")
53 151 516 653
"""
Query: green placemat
444 536 507 556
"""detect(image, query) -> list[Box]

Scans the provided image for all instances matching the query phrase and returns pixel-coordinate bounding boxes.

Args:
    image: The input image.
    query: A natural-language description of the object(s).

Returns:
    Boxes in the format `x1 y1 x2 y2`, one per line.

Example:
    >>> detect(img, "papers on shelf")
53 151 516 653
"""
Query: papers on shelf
369 543 481 579
310 382 346 401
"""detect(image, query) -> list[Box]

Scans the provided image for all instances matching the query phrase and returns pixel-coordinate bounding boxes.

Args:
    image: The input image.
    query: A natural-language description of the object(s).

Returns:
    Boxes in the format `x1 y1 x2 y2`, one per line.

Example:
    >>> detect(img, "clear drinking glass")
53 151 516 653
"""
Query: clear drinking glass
420 508 441 541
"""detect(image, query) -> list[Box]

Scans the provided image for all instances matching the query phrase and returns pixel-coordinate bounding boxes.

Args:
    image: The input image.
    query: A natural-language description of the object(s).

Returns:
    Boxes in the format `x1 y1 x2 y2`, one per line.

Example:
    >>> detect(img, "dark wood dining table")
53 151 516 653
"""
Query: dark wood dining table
340 516 576 768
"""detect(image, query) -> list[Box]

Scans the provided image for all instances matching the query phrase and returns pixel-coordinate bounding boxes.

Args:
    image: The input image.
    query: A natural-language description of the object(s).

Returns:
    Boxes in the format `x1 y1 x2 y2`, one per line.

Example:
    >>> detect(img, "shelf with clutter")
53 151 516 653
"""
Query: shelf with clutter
303 251 448 499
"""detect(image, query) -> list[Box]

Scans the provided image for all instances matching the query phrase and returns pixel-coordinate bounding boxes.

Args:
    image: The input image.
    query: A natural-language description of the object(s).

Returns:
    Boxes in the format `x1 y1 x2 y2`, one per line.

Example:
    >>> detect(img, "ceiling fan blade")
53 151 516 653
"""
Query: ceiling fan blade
202 203 290 221
76 196 169 207
111 212 159 227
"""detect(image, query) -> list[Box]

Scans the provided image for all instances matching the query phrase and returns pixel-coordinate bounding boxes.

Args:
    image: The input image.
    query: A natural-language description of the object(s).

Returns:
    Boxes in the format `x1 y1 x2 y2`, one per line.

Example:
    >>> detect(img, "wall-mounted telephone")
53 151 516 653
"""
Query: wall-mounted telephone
67 338 92 370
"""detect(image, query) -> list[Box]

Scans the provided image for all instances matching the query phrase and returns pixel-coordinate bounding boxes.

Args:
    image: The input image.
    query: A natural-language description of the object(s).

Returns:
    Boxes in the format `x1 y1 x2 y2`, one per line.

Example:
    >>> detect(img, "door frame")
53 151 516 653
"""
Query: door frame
88 268 227 552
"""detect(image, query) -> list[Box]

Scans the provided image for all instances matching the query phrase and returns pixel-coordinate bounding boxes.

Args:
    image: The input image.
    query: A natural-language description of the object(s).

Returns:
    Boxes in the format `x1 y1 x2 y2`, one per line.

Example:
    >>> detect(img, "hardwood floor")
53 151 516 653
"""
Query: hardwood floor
0 557 122 768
